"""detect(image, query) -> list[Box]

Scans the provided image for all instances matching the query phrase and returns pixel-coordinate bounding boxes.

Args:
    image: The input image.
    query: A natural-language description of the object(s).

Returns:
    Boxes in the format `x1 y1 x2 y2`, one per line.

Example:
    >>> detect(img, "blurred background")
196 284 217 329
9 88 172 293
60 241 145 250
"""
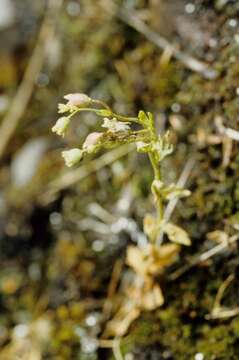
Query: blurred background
0 0 239 359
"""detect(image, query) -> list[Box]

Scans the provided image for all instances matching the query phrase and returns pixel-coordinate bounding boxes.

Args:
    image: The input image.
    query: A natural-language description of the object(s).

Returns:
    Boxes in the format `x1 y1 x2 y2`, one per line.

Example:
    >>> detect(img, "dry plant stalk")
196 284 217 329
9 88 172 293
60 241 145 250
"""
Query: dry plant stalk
52 93 191 337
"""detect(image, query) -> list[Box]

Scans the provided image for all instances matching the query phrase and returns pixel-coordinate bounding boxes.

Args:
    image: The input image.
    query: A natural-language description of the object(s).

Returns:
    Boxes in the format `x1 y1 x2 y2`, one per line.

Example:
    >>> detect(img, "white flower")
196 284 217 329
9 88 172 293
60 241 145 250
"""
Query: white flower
62 149 83 167
58 103 71 114
64 93 91 107
83 132 103 153
136 141 150 152
52 117 70 137
152 133 174 161
102 117 130 132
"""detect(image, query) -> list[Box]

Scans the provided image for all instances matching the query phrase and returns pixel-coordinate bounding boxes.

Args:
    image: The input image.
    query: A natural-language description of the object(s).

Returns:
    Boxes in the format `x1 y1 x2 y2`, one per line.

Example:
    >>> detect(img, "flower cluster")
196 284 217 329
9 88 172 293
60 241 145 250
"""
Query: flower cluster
52 93 175 169
52 93 191 246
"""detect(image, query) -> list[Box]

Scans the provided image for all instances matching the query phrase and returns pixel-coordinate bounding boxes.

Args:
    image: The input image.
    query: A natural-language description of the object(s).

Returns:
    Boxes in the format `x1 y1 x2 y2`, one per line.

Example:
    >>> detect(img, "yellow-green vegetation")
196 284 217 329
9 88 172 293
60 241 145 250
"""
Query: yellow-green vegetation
1 0 239 359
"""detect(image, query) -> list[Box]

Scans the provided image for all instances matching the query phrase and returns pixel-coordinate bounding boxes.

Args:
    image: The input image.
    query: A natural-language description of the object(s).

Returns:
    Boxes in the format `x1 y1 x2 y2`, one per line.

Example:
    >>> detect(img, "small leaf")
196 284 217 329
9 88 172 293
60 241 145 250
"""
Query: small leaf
138 110 148 125
207 230 229 244
147 244 180 274
164 223 191 246
141 283 164 310
147 112 154 129
104 301 140 337
138 111 154 131
126 246 148 276
127 244 180 276
165 187 191 201
143 214 158 242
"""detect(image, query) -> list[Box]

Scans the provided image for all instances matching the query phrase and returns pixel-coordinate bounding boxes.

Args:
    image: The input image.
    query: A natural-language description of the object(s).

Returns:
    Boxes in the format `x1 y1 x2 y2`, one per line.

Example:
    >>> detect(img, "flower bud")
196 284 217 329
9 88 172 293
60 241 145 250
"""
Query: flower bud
83 132 103 153
152 179 164 191
62 148 83 167
52 117 70 137
64 93 91 107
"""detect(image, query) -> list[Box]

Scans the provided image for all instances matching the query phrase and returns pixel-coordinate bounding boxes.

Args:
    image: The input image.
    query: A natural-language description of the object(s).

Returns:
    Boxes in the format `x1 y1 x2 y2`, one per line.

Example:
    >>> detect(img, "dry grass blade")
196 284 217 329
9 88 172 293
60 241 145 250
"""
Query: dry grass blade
102 0 218 79
0 0 63 160
112 338 124 360
213 274 234 310
103 259 124 318
215 116 239 142
41 144 134 203
169 235 239 281
206 274 239 320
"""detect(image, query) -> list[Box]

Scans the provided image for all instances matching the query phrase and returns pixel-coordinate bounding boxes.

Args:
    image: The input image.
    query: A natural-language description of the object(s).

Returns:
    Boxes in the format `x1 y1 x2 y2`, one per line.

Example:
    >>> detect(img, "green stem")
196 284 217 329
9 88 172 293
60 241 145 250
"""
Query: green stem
113 114 139 123
70 108 103 115
149 152 164 242
149 152 160 180
68 107 139 123
68 109 80 119
92 99 138 122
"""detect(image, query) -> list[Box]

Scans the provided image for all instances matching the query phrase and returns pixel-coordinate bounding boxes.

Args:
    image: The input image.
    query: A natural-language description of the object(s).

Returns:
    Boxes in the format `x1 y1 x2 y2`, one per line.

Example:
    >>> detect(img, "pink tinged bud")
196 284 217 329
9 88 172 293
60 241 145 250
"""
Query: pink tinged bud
83 132 103 153
64 93 91 107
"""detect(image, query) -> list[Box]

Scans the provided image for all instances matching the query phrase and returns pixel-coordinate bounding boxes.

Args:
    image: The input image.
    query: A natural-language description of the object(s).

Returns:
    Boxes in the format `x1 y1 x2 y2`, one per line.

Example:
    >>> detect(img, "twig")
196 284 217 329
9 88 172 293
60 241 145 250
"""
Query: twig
206 274 239 320
112 338 124 360
99 339 114 348
103 259 124 318
99 338 124 360
0 0 63 160
40 144 134 203
215 116 239 142
213 274 234 311
102 0 218 79
169 234 239 281
208 307 239 320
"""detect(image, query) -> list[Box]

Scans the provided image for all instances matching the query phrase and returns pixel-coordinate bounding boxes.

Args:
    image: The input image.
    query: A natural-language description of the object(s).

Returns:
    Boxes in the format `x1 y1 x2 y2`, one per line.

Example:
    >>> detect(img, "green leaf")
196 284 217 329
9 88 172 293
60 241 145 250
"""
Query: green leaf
138 111 154 130
147 112 154 127
138 110 148 125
